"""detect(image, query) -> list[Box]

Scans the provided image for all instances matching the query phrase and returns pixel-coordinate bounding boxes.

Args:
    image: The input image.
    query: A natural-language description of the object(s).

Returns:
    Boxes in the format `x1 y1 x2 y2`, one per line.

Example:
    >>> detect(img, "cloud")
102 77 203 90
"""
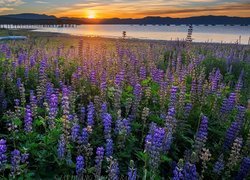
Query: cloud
134 2 250 16
0 7 13 13
35 1 48 4
0 0 24 6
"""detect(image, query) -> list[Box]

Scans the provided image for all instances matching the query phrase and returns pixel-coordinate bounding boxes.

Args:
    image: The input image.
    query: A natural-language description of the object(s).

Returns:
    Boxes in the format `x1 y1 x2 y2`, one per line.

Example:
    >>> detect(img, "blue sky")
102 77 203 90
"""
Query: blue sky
0 0 249 18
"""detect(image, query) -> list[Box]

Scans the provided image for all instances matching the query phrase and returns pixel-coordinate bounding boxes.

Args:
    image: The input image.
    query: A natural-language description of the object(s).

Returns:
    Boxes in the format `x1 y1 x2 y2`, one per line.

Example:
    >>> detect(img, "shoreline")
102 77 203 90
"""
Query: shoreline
0 28 248 46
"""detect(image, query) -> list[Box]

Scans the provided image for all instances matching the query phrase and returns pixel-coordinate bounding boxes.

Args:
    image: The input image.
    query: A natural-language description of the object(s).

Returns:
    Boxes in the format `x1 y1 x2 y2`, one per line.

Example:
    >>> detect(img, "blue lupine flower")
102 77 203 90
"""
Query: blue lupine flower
76 155 85 175
103 113 112 139
145 126 165 170
95 147 105 177
213 156 224 175
183 162 198 180
80 106 86 123
108 160 119 180
71 124 80 142
0 139 7 170
24 105 33 133
57 135 66 159
105 138 113 158
78 128 89 145
87 102 95 128
194 115 208 151
11 149 21 176
128 167 137 180
236 157 250 180
224 121 241 150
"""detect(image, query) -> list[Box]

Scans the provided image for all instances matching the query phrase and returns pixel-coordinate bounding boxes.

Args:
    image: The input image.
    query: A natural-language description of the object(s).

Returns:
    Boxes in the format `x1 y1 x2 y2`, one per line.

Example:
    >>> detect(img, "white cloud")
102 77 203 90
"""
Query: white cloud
35 1 48 4
0 7 14 13
0 0 25 7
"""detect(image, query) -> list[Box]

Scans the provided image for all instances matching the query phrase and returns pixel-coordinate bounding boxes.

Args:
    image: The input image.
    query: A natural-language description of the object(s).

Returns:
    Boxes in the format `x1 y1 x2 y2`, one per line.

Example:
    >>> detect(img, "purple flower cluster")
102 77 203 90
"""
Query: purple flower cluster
224 121 241 150
236 157 250 180
102 113 112 139
105 138 113 158
169 86 178 109
24 105 33 133
0 139 7 170
128 167 137 180
173 162 198 180
76 155 85 175
95 147 105 177
213 156 224 175
78 128 89 145
194 115 208 151
145 125 165 170
108 160 119 180
115 118 131 136
48 93 58 128
11 149 21 176
221 92 236 114
87 102 95 128
62 86 70 116
71 123 80 142
58 135 66 159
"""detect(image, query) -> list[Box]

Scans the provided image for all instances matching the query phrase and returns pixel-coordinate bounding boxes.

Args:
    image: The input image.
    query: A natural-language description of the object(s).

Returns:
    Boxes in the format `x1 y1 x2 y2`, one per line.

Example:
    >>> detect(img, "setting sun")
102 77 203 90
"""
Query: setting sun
87 10 96 19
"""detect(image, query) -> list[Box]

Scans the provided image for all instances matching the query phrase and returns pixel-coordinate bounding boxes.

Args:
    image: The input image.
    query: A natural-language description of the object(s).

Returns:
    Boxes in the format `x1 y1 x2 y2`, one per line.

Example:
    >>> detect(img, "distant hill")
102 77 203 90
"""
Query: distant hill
3 13 56 20
0 14 249 25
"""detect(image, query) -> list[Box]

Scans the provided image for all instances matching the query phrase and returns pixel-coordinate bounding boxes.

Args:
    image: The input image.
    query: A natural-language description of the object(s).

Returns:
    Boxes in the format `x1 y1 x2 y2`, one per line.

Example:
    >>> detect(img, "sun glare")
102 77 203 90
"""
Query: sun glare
87 10 96 19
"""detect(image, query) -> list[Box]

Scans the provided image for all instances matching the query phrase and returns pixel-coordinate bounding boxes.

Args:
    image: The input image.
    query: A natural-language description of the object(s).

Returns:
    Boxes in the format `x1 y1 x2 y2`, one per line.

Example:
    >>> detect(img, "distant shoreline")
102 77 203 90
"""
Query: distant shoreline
0 29 249 46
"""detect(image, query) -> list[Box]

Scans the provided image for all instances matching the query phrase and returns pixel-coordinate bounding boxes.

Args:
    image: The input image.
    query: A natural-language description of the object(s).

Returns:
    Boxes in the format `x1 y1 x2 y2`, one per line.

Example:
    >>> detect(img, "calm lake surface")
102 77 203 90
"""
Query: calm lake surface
33 25 250 44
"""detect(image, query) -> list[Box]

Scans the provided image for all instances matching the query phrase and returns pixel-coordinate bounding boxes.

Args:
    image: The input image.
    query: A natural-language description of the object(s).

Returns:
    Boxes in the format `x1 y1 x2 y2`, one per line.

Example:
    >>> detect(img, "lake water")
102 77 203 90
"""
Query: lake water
33 25 250 44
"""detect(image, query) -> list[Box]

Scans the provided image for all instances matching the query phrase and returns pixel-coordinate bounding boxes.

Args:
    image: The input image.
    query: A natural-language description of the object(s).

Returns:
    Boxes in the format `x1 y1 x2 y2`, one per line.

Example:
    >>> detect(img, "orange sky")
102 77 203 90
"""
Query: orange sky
0 0 249 18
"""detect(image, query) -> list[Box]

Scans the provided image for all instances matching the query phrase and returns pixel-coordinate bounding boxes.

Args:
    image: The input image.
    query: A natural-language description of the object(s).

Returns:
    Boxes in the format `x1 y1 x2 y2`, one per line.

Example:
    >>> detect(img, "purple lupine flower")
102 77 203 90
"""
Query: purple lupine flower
194 115 208 151
76 155 85 175
48 93 58 128
57 135 66 159
62 86 70 116
236 157 250 180
211 69 221 93
108 160 119 180
169 86 178 109
128 167 137 180
71 124 80 142
224 121 241 150
173 165 184 180
24 105 33 133
87 102 95 128
115 118 131 136
46 83 54 102
236 106 246 127
103 113 112 139
144 126 165 170
139 66 147 80
90 70 97 85
115 70 125 87
133 83 142 102
0 139 7 170
184 103 193 117
105 138 113 158
221 93 237 114
101 102 108 118
11 149 21 176
213 156 224 175
183 162 198 180
78 128 89 145
79 107 86 123
16 78 22 89
21 153 29 164
30 90 37 116
95 147 105 177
